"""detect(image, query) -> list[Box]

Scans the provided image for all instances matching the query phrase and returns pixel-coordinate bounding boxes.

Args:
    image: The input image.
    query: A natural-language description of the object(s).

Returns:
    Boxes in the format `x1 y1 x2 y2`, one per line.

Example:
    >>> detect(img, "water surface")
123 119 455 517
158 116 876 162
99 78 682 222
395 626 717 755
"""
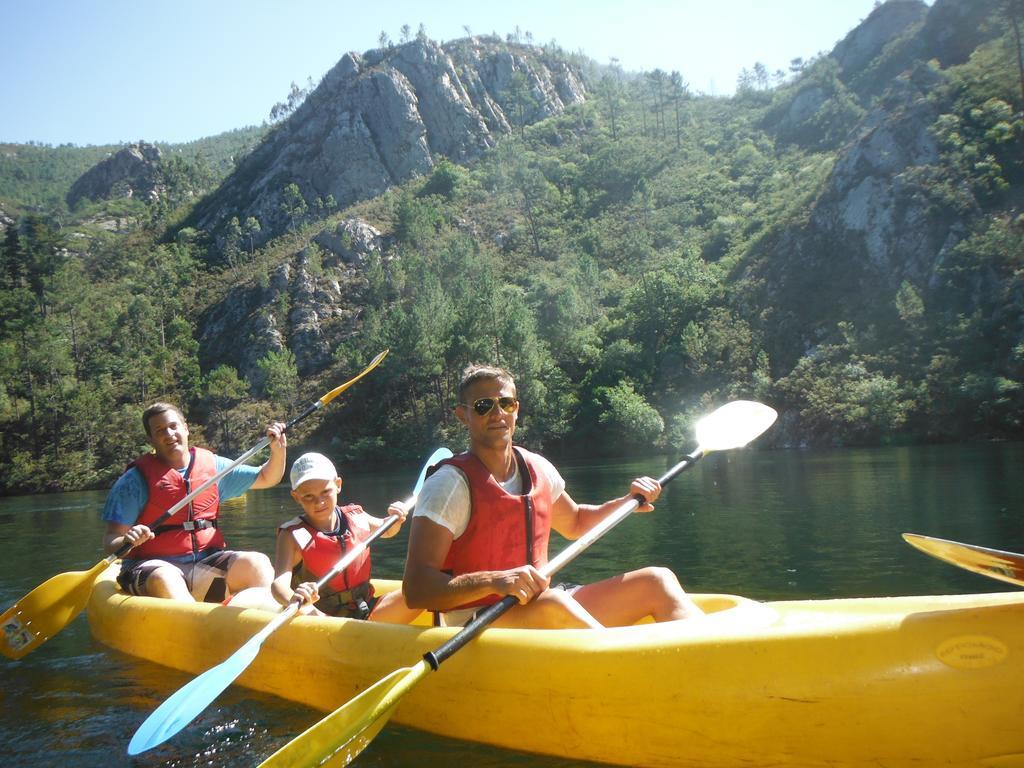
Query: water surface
2 443 1022 766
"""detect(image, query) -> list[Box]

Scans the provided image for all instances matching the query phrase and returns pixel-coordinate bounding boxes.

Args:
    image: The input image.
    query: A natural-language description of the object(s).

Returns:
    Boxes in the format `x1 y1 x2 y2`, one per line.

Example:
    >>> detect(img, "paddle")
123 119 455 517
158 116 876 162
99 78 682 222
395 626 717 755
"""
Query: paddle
126 446 453 755
256 400 778 768
902 532 1024 587
0 350 388 662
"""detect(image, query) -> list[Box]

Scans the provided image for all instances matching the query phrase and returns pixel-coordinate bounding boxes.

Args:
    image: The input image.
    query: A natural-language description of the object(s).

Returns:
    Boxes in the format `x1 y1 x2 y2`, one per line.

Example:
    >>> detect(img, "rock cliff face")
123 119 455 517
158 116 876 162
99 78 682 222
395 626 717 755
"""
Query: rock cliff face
812 66 951 285
66 142 164 207
186 36 586 250
765 1 928 149
197 217 386 380
830 0 927 82
747 0 1008 369
0 205 13 235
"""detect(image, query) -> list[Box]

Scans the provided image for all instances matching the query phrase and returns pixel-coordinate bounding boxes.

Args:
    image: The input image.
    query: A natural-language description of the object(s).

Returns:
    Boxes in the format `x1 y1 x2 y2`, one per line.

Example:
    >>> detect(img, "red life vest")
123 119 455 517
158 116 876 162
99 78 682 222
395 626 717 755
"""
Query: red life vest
441 447 554 609
129 447 226 560
279 504 374 597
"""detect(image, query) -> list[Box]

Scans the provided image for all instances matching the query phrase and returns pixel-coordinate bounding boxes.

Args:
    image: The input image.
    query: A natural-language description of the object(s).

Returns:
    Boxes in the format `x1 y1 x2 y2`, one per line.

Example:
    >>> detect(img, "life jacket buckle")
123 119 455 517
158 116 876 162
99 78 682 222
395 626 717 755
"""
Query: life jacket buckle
180 519 217 532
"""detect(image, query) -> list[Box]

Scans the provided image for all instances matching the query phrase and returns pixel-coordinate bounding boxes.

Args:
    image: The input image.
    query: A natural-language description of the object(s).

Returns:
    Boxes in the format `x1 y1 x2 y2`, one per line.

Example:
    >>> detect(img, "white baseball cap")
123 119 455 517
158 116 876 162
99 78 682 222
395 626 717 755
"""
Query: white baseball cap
289 452 338 490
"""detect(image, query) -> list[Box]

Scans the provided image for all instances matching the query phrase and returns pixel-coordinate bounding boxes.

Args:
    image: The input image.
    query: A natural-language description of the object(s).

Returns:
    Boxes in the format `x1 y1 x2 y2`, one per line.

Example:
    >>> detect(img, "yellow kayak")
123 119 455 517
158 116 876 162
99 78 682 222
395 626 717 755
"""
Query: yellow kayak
88 565 1024 767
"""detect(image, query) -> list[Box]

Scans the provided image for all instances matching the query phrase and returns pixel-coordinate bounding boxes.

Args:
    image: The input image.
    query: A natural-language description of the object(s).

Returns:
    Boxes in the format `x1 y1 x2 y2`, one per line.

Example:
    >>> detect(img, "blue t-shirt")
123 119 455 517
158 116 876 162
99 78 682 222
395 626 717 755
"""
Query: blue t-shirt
101 455 261 526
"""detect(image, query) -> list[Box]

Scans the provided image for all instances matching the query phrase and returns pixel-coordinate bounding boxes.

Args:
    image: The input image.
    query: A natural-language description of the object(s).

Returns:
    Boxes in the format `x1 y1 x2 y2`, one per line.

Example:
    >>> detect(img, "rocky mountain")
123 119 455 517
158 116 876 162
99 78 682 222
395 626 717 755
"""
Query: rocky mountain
184 36 585 252
189 36 586 380
187 0 1021 393
65 141 165 207
746 0 1015 371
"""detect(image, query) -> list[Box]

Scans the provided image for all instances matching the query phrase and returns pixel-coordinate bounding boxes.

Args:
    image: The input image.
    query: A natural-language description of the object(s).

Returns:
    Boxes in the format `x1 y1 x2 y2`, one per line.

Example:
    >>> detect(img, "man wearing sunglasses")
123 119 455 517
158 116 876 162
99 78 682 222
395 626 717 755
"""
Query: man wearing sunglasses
402 364 703 629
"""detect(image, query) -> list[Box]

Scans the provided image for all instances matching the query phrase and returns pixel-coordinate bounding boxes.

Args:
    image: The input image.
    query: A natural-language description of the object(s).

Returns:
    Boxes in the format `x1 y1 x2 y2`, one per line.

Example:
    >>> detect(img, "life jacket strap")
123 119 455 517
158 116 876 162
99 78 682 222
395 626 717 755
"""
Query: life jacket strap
318 580 372 618
153 519 219 534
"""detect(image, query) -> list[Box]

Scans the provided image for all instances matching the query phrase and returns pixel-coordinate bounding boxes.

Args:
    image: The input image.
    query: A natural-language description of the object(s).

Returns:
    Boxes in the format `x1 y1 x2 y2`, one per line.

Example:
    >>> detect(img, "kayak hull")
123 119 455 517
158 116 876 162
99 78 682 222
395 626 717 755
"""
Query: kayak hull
87 566 1024 767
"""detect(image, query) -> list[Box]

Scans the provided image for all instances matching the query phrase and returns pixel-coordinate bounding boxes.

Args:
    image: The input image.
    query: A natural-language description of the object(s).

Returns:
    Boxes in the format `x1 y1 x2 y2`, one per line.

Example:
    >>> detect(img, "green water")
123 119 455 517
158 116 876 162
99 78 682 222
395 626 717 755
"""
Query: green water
1 443 1022 767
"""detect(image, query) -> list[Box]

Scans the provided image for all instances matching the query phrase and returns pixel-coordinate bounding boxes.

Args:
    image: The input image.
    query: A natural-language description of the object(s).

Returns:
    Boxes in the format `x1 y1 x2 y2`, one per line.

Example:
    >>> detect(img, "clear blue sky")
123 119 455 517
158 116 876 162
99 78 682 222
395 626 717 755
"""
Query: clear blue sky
3 0 890 147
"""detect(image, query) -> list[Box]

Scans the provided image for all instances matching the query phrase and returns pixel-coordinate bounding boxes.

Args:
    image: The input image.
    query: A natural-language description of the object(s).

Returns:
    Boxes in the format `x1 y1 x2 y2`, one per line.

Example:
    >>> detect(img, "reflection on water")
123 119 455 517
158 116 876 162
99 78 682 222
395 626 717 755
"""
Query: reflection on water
1 443 1022 766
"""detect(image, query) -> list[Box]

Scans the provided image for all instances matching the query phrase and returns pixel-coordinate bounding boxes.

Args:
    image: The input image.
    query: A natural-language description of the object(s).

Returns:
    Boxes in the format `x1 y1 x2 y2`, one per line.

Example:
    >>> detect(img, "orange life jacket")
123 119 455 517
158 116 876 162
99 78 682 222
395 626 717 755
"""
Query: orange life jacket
440 447 553 609
279 504 374 598
128 447 225 561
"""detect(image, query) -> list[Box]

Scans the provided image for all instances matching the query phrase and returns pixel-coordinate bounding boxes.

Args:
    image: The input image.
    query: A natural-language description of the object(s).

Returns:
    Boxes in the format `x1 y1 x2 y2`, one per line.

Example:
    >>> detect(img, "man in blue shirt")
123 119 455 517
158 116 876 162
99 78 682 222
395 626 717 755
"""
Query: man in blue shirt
102 402 286 602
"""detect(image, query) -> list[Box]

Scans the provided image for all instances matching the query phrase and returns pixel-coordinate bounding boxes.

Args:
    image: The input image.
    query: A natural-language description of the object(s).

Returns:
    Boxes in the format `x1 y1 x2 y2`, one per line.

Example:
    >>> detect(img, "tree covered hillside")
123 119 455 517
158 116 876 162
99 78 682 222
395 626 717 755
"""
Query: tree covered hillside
1 1 1022 494
0 126 265 215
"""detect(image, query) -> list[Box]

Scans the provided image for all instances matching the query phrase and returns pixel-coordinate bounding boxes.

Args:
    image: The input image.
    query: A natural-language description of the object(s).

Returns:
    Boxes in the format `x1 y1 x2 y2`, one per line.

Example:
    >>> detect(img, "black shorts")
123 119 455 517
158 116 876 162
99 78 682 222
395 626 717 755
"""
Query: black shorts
117 550 239 602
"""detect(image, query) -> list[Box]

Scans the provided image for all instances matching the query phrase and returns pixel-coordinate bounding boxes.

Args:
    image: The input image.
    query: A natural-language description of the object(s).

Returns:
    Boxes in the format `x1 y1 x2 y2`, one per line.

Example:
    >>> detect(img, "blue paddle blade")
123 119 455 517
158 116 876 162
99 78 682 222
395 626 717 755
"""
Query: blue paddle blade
414 447 453 497
128 634 263 754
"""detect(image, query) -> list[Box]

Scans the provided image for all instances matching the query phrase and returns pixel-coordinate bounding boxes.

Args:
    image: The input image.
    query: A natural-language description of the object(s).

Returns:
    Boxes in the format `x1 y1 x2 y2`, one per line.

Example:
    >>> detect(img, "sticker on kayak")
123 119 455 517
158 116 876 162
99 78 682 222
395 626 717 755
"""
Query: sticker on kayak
936 635 1008 670
2 615 35 653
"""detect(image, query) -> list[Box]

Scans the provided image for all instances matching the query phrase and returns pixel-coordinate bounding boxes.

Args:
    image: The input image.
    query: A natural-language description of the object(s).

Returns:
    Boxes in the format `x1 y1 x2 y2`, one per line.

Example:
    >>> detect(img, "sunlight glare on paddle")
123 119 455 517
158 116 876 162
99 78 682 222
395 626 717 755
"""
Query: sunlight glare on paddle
696 401 777 451
902 533 1024 587
317 716 391 768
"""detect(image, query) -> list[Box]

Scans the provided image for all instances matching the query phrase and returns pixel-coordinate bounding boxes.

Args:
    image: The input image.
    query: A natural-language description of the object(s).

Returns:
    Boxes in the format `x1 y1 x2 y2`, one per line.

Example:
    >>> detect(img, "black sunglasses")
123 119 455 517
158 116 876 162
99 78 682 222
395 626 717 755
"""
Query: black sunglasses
463 396 519 416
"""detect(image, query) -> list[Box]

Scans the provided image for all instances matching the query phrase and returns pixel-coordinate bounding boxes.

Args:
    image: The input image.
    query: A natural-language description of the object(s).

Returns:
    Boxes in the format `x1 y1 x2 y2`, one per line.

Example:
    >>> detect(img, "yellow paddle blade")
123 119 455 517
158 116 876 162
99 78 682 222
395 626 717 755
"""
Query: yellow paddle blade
903 533 1024 587
259 661 431 768
1 559 110 660
318 350 389 408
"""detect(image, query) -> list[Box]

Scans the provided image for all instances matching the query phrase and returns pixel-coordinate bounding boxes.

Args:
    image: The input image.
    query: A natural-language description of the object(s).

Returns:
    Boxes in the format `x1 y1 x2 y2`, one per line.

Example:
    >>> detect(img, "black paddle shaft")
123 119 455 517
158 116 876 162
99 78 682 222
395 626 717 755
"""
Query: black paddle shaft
424 448 705 669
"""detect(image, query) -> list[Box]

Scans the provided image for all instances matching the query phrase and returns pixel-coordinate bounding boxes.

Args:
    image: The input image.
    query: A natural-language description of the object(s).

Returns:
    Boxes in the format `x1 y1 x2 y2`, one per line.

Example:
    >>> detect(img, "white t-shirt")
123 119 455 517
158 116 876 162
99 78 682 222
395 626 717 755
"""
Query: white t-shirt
414 453 566 539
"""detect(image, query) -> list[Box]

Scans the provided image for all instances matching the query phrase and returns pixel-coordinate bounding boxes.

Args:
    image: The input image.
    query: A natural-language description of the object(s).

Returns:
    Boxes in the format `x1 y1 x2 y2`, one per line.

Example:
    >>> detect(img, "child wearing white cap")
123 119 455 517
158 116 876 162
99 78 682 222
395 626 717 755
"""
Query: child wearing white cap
271 452 419 622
